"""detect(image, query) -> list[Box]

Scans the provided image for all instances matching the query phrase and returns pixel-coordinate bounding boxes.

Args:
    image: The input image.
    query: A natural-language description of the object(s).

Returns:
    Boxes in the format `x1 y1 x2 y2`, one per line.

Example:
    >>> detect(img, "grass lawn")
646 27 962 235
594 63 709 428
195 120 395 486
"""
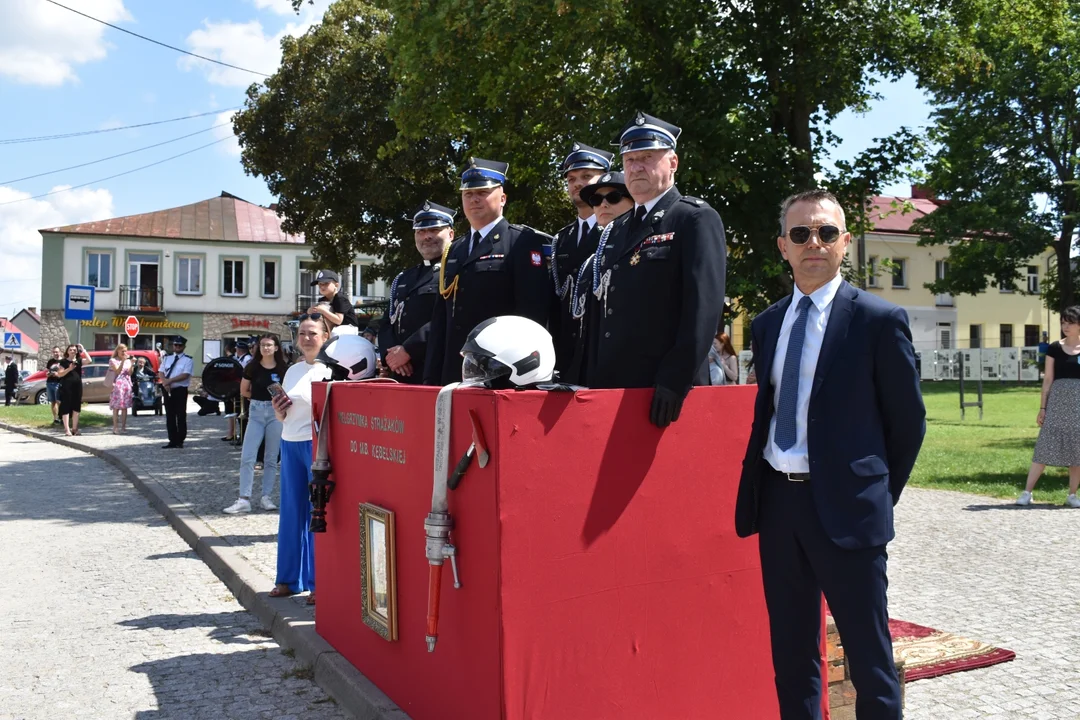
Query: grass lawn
910 381 1074 503
0 404 111 431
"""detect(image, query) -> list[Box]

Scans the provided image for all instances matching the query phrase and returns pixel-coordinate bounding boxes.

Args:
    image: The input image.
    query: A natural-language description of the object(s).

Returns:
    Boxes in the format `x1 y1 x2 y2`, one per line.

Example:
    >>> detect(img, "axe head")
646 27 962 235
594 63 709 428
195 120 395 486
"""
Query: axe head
468 409 490 468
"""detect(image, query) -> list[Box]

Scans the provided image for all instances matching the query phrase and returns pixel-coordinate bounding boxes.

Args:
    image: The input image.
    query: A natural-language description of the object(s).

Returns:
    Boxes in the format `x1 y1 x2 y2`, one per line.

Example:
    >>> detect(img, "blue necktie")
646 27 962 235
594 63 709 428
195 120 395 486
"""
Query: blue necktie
775 295 813 451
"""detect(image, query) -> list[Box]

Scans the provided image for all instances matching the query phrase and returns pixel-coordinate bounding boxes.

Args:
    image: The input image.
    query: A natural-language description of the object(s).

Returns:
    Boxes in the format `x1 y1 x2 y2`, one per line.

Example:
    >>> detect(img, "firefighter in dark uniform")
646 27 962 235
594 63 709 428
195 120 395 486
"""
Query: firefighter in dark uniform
549 142 612 384
424 158 553 385
377 201 455 383
582 112 726 427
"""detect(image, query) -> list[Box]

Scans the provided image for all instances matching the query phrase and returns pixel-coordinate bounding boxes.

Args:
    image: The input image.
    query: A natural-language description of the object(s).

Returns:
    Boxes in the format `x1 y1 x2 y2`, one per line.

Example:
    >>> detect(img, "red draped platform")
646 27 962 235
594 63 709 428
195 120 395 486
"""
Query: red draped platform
313 384 784 720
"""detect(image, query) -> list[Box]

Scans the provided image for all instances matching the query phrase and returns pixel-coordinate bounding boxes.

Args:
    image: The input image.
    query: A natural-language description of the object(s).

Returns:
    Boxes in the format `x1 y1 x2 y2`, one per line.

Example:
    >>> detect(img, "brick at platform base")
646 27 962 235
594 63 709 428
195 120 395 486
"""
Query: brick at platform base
825 616 905 720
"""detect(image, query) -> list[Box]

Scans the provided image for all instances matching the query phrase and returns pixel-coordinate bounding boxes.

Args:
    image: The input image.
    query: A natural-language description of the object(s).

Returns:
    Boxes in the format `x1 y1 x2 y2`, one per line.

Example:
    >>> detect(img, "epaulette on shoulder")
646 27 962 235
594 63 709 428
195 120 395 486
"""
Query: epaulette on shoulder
511 223 555 241
679 196 709 208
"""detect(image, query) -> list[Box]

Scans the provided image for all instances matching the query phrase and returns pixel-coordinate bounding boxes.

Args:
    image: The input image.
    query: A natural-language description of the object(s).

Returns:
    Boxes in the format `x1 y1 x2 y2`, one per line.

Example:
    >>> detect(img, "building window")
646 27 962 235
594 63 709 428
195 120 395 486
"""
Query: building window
998 273 1015 293
891 258 907 288
1025 325 1040 346
1027 265 1039 294
866 256 878 288
262 259 279 298
87 251 112 289
176 256 202 294
222 259 245 296
969 325 982 349
1000 324 1013 348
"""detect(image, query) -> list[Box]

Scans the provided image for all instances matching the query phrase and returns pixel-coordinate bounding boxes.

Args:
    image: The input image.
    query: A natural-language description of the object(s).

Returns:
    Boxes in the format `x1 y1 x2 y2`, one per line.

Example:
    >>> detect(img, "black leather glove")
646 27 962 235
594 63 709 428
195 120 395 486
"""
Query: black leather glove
649 385 684 428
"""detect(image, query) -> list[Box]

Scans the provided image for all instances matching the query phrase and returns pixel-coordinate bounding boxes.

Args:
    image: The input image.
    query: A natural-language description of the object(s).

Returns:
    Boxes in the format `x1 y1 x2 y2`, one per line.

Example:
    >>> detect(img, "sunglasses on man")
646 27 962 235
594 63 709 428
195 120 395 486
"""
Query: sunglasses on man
787 224 844 245
587 190 629 207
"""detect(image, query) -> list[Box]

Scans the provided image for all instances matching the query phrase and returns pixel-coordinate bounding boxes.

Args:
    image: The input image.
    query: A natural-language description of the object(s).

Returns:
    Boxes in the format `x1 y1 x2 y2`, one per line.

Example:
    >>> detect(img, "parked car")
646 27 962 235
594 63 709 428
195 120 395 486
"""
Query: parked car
17 350 161 411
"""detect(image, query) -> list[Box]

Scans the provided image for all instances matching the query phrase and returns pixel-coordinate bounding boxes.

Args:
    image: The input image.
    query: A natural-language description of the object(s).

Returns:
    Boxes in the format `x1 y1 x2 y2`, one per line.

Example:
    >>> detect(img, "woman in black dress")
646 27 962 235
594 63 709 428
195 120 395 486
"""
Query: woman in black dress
55 343 93 436
1017 305 1080 507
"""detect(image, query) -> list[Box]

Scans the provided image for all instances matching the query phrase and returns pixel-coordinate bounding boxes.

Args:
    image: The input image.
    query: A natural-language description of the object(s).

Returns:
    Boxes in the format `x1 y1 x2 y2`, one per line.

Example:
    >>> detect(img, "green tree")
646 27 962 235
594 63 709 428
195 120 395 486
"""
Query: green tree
234 0 461 282
911 0 1079 311
382 0 931 312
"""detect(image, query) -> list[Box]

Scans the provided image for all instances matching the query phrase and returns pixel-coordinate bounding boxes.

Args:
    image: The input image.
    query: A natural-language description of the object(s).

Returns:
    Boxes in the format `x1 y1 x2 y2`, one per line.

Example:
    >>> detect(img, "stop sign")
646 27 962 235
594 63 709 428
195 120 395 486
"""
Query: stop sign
124 315 140 339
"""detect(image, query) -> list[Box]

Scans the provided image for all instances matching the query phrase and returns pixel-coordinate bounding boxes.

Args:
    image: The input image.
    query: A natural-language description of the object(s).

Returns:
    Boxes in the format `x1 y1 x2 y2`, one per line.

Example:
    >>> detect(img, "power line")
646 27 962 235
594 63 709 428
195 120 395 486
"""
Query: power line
0 108 238 145
43 0 272 77
1 123 232 185
0 137 231 207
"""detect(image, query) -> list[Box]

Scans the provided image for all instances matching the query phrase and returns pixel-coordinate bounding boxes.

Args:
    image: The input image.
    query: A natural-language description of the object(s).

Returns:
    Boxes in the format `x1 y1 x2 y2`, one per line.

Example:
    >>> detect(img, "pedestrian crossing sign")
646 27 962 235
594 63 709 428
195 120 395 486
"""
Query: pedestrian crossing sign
3 332 21 350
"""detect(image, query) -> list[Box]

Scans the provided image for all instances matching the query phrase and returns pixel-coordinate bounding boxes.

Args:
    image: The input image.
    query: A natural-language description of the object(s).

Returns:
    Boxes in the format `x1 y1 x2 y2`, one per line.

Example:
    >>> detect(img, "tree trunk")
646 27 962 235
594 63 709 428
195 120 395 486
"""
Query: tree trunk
1057 216 1076 311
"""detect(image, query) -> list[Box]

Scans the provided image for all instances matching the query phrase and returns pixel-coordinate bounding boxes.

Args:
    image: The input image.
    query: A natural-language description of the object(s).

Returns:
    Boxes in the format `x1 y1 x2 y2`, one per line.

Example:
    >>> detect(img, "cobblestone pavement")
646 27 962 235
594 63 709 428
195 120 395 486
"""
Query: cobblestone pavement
8 403 1080 718
53 400 285 587
0 428 350 720
890 489 1080 719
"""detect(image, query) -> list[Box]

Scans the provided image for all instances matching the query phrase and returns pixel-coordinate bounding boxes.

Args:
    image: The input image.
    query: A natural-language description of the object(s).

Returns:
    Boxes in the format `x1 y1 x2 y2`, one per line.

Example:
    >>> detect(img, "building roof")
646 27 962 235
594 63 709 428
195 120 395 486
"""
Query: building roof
0 318 40 354
13 307 40 325
41 192 304 244
866 194 940 235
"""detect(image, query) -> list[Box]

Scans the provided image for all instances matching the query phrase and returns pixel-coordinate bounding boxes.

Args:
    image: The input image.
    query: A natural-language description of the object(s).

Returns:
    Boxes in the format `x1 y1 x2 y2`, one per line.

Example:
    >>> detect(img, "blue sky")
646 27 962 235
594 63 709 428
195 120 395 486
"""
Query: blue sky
0 0 934 319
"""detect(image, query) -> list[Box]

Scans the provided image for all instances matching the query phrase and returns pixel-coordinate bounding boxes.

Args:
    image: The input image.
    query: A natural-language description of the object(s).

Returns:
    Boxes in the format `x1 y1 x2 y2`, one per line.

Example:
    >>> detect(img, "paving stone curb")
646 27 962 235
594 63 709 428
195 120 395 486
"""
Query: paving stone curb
1 421 411 720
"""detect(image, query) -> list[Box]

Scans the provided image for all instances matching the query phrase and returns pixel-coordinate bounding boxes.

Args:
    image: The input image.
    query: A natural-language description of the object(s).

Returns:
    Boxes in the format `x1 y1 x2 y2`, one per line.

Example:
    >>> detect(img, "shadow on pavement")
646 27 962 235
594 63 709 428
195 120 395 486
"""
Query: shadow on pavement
129 648 336 719
119 610 270 646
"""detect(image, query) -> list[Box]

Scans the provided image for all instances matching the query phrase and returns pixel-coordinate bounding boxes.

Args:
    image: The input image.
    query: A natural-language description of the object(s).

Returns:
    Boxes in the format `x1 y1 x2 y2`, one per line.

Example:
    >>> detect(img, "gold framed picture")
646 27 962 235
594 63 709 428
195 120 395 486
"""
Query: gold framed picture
358 503 398 641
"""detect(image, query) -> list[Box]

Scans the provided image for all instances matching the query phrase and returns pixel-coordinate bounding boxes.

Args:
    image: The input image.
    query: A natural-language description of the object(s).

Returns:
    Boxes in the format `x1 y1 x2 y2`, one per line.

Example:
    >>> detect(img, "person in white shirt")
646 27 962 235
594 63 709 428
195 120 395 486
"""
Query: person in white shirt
160 336 193 449
268 314 332 604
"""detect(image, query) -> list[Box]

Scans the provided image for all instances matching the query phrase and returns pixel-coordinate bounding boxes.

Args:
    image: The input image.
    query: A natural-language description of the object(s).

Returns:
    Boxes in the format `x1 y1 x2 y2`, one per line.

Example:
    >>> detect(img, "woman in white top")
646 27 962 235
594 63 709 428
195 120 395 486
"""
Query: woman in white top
268 314 332 603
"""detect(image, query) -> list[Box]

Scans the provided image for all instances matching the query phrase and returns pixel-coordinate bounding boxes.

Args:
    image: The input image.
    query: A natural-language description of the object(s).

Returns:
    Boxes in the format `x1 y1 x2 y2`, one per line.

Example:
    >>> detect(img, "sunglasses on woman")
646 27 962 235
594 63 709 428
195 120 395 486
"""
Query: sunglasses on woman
587 190 629 207
297 312 323 321
787 224 843 245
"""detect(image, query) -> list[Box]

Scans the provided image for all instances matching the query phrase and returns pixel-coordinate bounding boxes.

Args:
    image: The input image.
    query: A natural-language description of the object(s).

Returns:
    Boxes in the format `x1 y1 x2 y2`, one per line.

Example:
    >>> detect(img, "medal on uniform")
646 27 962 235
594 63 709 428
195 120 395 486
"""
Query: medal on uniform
630 250 641 266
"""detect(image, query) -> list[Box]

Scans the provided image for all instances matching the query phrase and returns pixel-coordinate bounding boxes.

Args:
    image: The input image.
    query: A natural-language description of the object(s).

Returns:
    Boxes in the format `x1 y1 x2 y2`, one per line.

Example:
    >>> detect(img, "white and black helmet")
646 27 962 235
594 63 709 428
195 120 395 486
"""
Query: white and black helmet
460 316 555 388
316 335 377 381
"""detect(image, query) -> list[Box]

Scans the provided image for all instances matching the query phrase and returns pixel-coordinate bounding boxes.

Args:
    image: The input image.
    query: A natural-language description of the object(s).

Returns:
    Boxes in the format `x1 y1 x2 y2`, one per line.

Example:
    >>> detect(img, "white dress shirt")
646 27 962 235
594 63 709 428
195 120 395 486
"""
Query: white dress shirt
468 216 503 254
763 272 844 473
163 353 194 389
633 185 674 217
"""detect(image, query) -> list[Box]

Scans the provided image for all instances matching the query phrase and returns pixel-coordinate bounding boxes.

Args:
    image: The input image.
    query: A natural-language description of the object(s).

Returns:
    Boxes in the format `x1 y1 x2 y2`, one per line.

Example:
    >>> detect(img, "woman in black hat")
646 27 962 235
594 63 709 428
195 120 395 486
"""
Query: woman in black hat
580 172 634 229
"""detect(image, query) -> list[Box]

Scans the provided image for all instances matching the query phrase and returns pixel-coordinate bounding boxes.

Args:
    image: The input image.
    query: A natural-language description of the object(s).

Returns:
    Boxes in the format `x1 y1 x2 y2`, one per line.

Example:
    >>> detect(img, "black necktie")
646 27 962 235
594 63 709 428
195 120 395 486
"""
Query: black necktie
578 221 587 247
471 231 481 255
635 206 647 224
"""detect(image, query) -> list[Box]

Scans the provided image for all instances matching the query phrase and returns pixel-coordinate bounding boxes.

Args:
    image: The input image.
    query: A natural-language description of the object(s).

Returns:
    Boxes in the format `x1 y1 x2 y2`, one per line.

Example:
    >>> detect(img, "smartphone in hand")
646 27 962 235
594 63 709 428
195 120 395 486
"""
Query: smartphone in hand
268 382 291 408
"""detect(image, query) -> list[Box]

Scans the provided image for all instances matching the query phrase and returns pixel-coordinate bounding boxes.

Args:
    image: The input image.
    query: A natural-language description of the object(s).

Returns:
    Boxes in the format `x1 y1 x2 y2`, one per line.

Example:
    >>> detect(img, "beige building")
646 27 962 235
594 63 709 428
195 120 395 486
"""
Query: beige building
857 191 1058 352
37 192 387 376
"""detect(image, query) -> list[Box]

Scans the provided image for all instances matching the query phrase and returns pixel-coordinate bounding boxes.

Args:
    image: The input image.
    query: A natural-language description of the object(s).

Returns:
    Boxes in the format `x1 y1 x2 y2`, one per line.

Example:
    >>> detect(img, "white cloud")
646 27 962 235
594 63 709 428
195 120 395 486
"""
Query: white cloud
213 110 242 156
250 0 298 15
180 1 331 87
0 187 115 317
0 0 131 86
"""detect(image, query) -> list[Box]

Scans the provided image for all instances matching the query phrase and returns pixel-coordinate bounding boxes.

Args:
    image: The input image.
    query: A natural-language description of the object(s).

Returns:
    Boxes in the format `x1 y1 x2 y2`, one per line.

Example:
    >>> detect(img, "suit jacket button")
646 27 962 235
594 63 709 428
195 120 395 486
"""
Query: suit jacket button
607 309 613 316
604 332 611 338
613 264 619 270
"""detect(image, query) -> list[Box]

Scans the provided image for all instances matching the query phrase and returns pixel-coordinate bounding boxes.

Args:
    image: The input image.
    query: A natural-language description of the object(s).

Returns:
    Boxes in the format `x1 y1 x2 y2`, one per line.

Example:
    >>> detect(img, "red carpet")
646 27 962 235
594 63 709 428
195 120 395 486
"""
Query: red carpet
890 618 1016 681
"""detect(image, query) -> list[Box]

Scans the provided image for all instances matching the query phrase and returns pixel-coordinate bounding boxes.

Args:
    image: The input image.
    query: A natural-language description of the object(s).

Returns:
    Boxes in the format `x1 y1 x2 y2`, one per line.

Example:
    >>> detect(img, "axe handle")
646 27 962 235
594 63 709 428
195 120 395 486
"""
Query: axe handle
447 445 475 490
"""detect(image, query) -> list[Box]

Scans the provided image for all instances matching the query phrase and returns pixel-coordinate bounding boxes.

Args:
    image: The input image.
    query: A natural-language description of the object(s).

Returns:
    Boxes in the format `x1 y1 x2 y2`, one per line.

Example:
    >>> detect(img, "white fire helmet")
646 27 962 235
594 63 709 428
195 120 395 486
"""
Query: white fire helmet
316 334 377 381
460 315 555 388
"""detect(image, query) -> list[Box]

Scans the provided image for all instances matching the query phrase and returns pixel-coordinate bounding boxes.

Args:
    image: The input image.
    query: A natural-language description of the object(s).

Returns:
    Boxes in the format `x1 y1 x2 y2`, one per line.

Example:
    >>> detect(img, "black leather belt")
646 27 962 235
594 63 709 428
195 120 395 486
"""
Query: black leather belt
771 468 811 482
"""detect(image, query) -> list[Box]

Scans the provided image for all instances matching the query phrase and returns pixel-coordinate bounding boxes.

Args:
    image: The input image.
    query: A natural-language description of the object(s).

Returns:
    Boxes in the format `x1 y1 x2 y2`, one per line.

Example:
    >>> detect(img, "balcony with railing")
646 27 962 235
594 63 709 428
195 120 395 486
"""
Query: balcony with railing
935 293 954 307
120 286 164 314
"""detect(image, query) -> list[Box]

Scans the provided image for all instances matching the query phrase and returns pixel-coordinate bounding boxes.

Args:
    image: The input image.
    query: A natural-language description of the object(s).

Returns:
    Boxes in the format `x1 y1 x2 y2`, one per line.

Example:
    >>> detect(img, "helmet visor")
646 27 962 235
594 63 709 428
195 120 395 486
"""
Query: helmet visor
461 354 511 385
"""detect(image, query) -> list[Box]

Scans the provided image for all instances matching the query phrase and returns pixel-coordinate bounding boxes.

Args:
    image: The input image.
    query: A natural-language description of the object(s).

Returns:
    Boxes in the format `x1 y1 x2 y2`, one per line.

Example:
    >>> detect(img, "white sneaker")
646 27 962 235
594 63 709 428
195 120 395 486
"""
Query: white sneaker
1016 491 1033 506
1066 494 1080 509
223 498 252 514
260 496 278 511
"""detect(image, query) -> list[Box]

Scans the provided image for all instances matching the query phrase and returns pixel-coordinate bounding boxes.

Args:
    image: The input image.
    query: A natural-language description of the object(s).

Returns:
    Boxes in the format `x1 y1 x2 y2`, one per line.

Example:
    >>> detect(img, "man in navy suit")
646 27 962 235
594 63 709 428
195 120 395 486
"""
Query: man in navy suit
735 189 925 719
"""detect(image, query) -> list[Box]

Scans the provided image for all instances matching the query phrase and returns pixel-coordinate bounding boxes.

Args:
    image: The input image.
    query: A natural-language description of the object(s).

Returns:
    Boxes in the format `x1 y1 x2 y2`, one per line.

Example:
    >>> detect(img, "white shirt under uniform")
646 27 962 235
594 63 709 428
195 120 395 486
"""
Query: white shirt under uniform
763 272 844 474
162 353 194 389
